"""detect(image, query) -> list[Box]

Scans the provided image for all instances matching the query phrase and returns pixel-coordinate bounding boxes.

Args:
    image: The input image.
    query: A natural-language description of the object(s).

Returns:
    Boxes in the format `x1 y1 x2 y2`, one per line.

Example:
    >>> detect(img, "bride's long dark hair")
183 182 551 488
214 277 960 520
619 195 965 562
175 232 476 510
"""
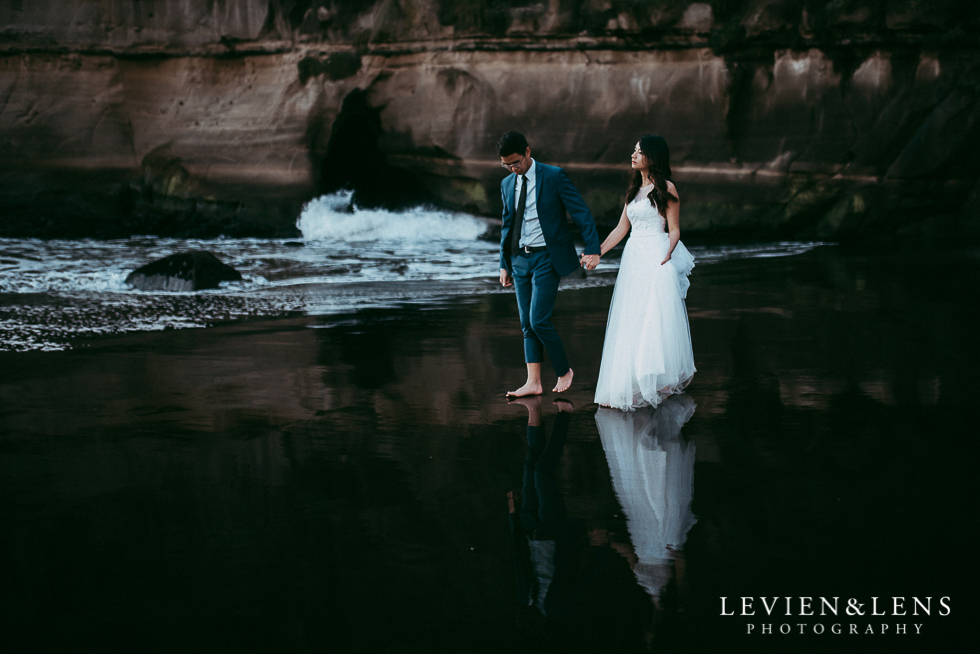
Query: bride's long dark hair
626 134 677 219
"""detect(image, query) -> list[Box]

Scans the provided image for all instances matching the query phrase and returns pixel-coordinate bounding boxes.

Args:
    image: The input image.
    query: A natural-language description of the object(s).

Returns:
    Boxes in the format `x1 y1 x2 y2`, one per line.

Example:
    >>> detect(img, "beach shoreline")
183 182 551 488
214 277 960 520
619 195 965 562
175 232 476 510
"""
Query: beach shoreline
1 243 974 652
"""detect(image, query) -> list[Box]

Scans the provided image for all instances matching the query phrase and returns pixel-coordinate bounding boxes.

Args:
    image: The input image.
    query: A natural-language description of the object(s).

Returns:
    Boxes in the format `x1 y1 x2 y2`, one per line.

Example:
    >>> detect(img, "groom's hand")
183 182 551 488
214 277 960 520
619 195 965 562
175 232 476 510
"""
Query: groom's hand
581 254 599 271
499 269 512 287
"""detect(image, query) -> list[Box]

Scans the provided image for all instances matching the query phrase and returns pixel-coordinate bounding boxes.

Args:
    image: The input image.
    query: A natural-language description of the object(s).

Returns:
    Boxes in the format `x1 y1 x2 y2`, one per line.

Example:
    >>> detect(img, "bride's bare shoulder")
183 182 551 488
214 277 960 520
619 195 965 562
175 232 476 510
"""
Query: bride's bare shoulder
667 180 679 200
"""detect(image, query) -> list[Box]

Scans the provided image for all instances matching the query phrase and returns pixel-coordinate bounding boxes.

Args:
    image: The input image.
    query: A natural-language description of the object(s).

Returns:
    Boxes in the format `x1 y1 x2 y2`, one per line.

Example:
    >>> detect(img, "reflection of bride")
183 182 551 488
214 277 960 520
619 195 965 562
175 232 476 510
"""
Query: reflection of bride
595 394 697 602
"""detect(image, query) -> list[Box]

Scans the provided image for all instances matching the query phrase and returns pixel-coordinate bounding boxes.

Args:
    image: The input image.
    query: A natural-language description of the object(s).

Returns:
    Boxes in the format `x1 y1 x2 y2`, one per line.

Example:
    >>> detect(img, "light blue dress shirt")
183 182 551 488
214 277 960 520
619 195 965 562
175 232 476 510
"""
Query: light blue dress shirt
516 160 545 248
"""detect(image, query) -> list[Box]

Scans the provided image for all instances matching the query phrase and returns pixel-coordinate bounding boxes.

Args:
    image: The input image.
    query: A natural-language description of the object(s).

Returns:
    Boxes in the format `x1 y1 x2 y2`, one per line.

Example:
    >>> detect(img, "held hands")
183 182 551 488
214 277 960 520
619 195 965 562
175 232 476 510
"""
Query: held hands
580 254 600 271
499 269 512 287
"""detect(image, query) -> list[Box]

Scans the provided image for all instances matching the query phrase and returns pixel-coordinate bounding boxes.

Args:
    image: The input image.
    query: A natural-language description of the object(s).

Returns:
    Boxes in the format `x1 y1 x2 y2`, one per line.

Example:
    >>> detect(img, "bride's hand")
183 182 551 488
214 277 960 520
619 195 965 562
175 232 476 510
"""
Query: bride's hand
661 253 672 265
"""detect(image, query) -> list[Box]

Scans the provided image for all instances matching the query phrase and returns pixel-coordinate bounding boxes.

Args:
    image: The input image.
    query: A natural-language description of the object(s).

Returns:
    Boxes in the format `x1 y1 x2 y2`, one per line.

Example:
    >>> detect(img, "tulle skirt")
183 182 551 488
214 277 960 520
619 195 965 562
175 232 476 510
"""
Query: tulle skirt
594 232 696 411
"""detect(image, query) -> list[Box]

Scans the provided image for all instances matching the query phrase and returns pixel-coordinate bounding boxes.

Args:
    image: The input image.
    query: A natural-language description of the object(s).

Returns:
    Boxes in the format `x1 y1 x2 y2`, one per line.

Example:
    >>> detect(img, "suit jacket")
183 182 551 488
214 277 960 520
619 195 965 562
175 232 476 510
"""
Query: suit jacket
499 162 601 277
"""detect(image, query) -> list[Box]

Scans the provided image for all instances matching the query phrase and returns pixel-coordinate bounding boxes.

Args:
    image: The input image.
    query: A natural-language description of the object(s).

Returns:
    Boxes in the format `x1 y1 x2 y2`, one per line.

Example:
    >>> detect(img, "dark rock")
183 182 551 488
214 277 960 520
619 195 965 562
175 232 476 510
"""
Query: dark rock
125 251 242 291
478 223 501 242
325 52 362 80
297 52 361 84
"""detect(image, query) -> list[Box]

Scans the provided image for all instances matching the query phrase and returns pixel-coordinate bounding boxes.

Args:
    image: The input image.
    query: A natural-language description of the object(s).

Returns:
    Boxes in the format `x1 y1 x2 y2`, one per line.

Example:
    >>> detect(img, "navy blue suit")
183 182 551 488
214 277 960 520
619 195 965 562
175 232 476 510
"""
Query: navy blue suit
499 162 601 376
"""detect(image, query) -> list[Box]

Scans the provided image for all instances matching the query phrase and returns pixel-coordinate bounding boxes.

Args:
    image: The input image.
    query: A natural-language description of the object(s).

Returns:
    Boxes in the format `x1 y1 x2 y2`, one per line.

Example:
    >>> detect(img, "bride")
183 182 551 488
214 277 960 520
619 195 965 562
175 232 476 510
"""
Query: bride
585 135 696 411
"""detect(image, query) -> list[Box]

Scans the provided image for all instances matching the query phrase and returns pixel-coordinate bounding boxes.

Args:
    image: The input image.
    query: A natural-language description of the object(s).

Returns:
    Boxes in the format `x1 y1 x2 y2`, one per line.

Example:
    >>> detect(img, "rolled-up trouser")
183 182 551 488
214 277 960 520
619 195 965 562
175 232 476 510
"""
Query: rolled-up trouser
510 250 569 377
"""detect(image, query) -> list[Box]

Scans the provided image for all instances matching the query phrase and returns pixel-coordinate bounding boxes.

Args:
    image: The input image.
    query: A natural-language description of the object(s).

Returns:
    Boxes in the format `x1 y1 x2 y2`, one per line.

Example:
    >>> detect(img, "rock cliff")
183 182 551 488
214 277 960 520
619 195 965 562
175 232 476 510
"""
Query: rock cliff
1 1 978 239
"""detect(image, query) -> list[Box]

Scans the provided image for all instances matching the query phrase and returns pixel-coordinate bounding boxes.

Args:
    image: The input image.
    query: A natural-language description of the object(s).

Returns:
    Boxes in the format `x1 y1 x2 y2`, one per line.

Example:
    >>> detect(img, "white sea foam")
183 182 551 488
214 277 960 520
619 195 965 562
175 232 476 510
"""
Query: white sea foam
686 241 828 264
297 191 489 243
0 201 830 351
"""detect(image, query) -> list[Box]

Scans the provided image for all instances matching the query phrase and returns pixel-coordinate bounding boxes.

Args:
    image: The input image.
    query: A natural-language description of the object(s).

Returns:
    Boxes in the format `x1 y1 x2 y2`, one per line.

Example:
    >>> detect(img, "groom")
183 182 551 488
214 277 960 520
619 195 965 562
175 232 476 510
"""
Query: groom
497 132 601 396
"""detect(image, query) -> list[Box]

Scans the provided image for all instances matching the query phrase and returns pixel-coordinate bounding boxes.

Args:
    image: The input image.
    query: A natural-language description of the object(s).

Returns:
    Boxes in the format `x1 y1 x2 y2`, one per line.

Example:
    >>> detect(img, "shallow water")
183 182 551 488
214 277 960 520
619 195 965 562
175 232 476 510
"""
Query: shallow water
0 191 824 351
0 240 974 652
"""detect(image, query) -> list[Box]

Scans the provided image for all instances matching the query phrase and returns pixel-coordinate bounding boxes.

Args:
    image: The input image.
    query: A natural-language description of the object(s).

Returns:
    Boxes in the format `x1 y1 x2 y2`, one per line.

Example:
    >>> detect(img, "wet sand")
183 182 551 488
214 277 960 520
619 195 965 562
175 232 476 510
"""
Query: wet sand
1 241 976 652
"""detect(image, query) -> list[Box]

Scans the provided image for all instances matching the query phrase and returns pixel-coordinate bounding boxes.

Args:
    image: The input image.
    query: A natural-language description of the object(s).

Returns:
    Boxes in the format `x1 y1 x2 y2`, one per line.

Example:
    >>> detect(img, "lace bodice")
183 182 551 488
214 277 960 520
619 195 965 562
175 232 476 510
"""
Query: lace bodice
627 187 666 235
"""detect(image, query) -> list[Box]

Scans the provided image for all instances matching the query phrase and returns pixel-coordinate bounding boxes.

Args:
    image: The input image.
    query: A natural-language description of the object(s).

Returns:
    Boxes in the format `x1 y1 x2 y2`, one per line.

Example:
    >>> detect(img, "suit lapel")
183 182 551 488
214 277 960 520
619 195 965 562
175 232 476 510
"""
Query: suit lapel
533 162 543 215
505 172 516 214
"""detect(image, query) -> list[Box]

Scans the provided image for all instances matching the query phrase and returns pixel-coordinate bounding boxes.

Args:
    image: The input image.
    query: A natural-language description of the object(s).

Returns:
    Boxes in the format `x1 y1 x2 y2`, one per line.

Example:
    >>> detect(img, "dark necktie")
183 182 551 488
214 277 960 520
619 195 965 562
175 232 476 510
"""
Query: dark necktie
510 174 528 255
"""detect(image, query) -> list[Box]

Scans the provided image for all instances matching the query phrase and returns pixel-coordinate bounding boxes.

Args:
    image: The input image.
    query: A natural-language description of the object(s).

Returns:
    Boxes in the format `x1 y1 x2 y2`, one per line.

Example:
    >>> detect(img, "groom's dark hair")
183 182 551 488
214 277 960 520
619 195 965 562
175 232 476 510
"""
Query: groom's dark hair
497 132 528 157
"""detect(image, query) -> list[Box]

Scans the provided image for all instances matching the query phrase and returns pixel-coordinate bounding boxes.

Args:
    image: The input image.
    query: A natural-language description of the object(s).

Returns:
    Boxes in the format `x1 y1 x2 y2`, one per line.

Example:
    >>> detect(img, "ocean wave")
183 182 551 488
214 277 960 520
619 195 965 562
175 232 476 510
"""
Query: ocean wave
297 191 490 243
0 208 831 351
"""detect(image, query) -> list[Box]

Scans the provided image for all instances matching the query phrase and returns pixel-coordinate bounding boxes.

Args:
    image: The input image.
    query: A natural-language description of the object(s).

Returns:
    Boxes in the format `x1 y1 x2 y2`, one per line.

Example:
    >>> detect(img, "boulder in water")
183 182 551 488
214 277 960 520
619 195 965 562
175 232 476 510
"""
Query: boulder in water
125 251 242 291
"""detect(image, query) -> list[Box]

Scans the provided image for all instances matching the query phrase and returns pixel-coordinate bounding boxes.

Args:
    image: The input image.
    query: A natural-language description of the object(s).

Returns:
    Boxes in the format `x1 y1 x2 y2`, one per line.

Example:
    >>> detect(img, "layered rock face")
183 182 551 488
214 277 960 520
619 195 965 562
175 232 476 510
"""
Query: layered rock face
1 0 978 239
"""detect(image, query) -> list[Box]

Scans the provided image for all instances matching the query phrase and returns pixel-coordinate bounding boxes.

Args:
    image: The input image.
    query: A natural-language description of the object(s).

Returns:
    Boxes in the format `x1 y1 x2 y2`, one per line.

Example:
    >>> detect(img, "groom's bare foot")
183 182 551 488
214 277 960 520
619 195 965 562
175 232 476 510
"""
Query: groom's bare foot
506 382 543 397
552 368 574 393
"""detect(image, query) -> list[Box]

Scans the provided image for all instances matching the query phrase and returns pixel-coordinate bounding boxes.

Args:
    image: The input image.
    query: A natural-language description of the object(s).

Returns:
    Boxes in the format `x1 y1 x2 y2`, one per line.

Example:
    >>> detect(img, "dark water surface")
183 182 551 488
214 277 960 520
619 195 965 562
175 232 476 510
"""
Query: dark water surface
1 241 976 653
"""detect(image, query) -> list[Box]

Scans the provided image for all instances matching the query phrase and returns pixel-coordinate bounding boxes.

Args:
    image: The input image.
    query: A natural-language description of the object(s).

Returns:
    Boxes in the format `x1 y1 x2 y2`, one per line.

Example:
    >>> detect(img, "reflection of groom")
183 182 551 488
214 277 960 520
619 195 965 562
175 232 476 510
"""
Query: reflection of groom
498 132 601 396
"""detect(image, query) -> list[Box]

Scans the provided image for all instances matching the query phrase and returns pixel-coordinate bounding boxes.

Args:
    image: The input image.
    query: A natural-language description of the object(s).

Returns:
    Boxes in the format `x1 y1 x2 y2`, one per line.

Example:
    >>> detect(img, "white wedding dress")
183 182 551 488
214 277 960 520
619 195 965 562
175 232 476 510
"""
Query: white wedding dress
594 186 696 411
